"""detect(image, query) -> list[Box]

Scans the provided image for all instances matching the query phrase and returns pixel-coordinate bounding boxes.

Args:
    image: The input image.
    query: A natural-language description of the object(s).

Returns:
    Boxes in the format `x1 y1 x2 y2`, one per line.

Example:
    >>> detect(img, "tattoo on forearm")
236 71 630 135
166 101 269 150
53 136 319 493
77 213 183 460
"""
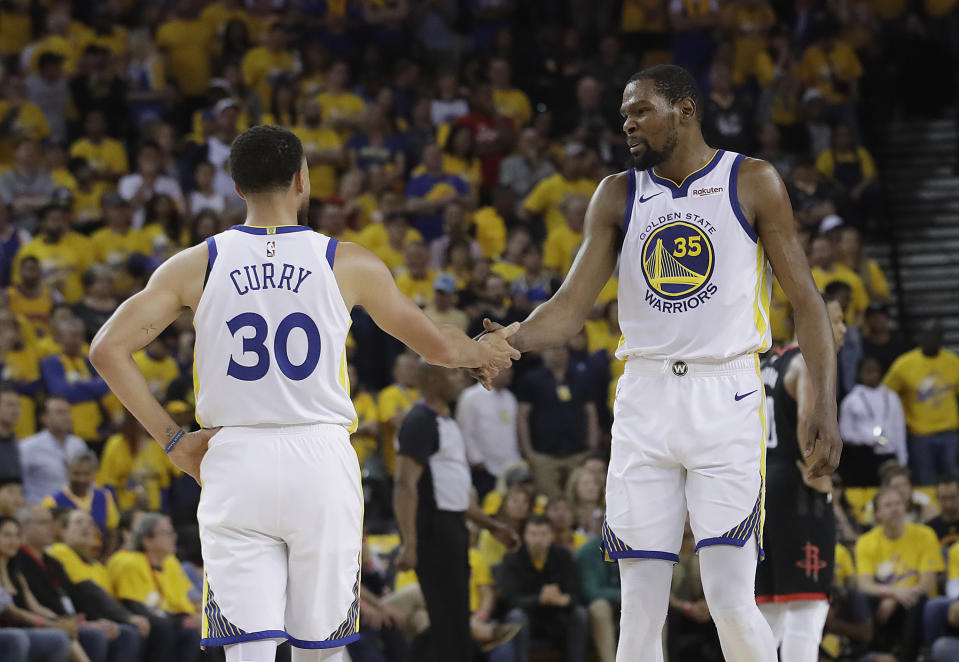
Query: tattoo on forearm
143 324 156 335
165 425 177 440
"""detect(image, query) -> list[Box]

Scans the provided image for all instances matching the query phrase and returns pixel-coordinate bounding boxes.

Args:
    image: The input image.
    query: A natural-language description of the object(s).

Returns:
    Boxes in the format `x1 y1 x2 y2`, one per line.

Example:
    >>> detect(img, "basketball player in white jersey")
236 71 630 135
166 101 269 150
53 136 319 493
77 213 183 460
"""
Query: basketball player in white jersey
89 125 520 662
480 65 843 661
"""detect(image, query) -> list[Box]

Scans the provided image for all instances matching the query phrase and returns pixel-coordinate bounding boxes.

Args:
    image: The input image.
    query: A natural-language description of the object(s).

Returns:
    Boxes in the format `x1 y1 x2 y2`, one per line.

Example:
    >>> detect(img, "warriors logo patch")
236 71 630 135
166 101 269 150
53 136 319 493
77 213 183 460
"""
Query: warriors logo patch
641 221 714 300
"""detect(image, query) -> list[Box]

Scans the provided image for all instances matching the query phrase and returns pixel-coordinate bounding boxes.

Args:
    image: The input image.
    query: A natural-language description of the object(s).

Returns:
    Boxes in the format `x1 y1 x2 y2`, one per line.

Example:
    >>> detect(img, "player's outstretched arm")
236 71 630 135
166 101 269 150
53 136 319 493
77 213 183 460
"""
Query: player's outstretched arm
507 172 625 353
742 158 840 478
90 245 216 482
332 242 520 370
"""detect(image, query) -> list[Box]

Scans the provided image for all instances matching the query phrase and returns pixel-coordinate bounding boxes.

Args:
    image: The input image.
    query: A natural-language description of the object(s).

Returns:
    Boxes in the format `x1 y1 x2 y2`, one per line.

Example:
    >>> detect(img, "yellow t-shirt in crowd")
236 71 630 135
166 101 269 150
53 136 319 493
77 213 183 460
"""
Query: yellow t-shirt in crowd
395 270 438 308
621 0 669 32
133 350 180 400
834 543 855 587
1 344 40 439
493 88 532 127
7 286 54 339
883 348 959 436
597 276 618 305
356 224 421 252
316 91 366 135
107 550 196 615
0 101 51 165
798 41 864 103
861 260 890 300
471 207 507 259
97 434 180 511
373 245 406 274
522 174 597 234
872 0 908 19
155 19 213 97
73 182 109 223
811 264 869 324
69 138 129 177
377 384 419 475
241 46 296 105
815 147 876 181
729 3 777 79
200 2 252 34
48 543 111 592
0 10 31 56
91 227 152 292
925 0 959 16
469 547 493 613
855 523 944 589
292 125 343 199
44 353 107 442
491 260 526 283
13 238 91 304
543 226 583 277
351 391 378 466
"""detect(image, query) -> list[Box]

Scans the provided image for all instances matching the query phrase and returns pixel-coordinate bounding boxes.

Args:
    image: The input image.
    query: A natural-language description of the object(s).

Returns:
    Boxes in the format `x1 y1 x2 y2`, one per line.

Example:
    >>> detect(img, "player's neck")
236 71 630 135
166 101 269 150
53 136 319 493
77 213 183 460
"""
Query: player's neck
652 137 715 185
244 198 300 228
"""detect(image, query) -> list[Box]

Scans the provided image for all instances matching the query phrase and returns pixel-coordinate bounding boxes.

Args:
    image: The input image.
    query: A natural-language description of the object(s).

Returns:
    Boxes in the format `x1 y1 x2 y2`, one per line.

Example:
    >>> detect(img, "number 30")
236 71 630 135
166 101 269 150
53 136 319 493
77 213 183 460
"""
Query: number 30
226 312 321 381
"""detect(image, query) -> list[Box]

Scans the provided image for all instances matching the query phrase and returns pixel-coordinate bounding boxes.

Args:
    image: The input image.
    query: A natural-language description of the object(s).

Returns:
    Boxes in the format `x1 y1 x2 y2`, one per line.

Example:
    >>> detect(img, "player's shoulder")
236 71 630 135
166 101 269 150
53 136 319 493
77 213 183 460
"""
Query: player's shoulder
735 156 783 189
588 171 632 219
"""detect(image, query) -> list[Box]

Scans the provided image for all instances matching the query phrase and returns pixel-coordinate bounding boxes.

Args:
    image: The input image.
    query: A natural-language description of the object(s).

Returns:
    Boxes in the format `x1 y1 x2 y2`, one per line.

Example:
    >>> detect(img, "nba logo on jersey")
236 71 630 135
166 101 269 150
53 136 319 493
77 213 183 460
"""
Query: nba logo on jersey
266 240 276 257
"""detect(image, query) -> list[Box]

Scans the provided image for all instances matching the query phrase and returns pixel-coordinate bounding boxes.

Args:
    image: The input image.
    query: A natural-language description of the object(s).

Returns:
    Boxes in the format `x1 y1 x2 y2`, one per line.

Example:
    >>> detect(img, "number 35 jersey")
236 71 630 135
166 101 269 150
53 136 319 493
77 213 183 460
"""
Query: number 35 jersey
193 225 356 429
617 150 773 361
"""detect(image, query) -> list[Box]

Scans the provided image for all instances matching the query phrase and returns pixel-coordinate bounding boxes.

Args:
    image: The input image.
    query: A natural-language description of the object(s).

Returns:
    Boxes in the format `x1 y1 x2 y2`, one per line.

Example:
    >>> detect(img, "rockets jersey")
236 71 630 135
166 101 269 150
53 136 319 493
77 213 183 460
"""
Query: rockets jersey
763 347 802 468
616 150 772 361
193 225 356 429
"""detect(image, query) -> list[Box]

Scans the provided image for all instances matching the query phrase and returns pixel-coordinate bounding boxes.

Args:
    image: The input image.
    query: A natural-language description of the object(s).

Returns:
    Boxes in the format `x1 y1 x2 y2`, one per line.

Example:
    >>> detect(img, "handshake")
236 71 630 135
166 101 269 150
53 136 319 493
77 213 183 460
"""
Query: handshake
471 318 522 389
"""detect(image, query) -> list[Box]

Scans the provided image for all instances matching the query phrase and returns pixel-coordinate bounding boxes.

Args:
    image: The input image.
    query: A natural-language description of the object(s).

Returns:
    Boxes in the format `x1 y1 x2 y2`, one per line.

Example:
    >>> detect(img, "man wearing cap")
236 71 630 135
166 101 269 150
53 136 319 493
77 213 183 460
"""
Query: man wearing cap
519 142 597 236
424 273 469 331
118 142 184 228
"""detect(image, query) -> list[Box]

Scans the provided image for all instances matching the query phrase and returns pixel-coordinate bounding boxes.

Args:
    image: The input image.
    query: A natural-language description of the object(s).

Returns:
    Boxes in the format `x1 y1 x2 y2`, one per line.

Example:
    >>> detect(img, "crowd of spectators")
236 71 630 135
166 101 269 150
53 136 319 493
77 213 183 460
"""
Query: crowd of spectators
0 0 958 661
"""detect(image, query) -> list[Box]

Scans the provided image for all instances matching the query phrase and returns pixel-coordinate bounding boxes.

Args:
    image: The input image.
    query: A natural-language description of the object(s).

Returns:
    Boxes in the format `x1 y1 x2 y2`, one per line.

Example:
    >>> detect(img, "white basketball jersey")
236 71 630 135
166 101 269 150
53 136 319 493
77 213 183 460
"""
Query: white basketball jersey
193 225 356 429
617 150 772 361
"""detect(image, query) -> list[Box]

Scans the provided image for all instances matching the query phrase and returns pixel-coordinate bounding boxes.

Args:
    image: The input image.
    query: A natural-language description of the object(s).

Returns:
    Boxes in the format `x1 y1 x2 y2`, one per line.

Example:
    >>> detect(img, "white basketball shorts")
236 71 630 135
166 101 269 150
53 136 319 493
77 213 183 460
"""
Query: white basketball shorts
603 354 766 563
196 422 363 649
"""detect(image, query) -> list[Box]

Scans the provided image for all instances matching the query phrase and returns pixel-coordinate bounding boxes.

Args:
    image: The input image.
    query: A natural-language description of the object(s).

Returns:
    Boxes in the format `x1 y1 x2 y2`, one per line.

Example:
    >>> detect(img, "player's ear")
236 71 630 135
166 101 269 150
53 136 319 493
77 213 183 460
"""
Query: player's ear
678 98 697 122
234 184 246 201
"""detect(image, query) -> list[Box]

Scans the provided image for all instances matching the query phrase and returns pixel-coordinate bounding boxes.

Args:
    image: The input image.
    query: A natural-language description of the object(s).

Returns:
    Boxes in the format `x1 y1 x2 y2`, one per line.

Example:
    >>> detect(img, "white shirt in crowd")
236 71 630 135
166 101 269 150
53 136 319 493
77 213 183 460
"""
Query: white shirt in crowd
456 382 521 477
118 173 184 228
188 190 227 215
839 383 908 466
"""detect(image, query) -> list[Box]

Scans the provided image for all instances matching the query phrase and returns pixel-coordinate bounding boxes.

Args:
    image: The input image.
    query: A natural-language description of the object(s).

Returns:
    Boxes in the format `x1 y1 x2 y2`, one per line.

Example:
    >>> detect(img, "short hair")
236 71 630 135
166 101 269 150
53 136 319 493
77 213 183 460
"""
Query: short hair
823 280 852 300
879 461 910 486
19 255 40 269
67 449 98 468
0 515 21 532
228 125 304 195
41 395 70 413
524 514 552 531
130 512 165 551
628 65 703 121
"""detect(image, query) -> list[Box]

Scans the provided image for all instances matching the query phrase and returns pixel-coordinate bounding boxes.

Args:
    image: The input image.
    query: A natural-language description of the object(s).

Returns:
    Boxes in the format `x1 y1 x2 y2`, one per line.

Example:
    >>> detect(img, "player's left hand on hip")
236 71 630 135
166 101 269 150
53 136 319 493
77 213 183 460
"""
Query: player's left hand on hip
169 427 220 485
804 407 841 479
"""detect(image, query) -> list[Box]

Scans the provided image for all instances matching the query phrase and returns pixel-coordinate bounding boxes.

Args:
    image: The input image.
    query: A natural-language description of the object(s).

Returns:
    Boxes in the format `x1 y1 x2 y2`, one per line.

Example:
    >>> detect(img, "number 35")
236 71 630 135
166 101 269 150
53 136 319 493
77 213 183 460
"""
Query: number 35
672 235 702 257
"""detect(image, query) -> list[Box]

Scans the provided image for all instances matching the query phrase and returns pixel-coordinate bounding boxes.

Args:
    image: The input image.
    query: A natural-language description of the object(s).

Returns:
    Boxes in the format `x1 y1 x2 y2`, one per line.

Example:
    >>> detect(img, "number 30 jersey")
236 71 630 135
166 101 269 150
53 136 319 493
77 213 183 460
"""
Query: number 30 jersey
616 150 773 361
193 225 356 429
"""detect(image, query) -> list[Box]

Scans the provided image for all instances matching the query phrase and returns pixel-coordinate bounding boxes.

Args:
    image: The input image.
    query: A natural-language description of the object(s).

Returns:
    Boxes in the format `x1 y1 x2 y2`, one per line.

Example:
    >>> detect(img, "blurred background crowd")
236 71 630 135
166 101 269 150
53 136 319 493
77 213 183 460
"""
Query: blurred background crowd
0 0 957 660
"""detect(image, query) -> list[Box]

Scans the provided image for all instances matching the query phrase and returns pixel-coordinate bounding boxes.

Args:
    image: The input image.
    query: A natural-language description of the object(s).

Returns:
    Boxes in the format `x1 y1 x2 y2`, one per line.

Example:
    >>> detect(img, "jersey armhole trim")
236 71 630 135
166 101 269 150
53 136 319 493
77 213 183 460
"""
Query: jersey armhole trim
729 154 759 244
326 237 338 269
622 169 636 234
204 236 217 286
